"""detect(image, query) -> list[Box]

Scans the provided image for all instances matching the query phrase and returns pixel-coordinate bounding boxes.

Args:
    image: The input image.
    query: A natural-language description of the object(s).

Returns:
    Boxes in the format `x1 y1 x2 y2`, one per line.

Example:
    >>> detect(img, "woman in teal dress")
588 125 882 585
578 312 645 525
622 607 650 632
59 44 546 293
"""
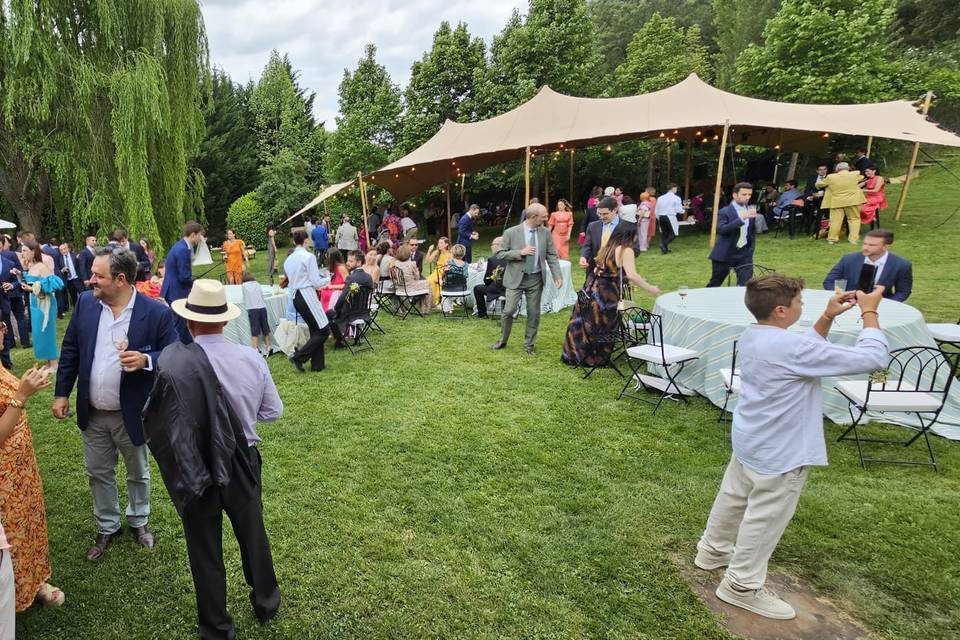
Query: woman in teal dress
17 241 64 366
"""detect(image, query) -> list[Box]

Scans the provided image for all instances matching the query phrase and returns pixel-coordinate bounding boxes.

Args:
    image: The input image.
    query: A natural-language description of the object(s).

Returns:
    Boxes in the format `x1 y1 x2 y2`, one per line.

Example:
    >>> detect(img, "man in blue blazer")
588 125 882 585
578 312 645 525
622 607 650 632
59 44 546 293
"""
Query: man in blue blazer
0 250 17 369
76 234 97 287
823 228 912 302
53 247 179 561
579 196 632 279
1 235 29 350
707 182 759 287
161 220 205 343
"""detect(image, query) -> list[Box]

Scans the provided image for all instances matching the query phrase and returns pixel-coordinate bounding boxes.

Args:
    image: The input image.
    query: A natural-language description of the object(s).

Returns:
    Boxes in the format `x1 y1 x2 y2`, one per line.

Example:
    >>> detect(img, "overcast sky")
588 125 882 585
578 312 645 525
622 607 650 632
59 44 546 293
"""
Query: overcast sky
201 0 527 127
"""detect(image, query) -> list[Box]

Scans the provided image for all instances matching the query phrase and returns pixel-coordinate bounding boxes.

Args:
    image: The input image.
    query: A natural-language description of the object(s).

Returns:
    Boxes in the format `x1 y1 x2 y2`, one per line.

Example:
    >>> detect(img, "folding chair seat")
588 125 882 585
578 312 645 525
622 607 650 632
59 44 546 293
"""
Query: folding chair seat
374 277 396 316
717 340 740 424
835 346 957 472
617 308 699 413
389 268 427 320
336 286 375 354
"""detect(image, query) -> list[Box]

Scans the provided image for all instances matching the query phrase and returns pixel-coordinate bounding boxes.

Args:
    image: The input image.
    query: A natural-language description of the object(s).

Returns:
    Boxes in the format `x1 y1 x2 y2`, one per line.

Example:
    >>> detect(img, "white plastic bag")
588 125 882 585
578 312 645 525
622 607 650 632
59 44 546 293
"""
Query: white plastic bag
273 319 309 356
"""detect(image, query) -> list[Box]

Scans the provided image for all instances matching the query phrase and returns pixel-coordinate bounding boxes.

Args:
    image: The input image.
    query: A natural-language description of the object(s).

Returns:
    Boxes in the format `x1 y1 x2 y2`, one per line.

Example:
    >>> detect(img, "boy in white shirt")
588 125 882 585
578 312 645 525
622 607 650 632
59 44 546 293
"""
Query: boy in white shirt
241 273 272 355
695 274 888 619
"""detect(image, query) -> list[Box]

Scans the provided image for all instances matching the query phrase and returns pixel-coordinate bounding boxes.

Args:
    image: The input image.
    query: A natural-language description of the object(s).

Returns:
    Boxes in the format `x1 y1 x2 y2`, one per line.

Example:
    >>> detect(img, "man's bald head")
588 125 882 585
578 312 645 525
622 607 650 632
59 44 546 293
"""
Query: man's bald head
524 203 548 226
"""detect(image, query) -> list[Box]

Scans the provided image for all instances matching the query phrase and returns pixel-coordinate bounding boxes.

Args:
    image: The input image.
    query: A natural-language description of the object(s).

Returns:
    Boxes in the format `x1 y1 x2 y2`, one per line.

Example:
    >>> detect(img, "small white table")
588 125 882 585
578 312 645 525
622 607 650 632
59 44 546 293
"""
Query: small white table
653 288 960 440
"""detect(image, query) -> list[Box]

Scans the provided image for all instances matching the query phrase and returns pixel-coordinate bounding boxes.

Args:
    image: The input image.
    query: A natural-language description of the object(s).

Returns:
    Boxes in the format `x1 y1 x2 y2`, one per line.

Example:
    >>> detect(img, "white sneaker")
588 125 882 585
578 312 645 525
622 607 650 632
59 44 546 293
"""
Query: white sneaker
715 577 796 620
694 550 730 571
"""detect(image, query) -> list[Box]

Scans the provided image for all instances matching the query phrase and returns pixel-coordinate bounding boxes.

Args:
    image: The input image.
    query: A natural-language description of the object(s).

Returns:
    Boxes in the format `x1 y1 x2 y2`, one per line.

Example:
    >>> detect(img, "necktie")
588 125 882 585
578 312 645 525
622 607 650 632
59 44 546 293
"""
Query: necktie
601 224 612 247
525 229 537 273
736 216 749 249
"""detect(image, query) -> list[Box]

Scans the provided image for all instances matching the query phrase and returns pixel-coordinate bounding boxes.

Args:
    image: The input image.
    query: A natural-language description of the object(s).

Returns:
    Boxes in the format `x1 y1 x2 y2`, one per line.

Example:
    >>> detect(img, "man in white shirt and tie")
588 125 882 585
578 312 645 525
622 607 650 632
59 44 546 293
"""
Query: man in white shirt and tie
59 242 84 310
707 183 758 287
695 274 888 620
655 183 684 254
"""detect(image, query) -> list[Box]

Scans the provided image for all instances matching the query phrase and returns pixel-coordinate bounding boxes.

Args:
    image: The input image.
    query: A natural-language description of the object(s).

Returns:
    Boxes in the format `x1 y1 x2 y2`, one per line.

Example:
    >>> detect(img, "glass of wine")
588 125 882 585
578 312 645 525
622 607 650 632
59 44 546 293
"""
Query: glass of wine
834 278 847 295
112 326 129 371
678 285 689 307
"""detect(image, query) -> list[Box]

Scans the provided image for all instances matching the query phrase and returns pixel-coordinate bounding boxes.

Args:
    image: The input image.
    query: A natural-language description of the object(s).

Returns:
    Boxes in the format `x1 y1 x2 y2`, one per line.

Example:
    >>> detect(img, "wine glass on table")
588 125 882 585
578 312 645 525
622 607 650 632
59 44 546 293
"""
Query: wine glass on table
678 285 689 307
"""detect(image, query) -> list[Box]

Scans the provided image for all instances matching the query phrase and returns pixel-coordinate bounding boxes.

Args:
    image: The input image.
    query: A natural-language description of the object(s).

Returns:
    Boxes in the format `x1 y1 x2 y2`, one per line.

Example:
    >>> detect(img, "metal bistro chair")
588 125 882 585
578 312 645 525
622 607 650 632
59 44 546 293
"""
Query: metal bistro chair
927 318 960 375
389 267 427 320
617 308 699 413
374 274 396 317
717 340 741 424
337 286 375 354
726 263 775 287
440 269 471 319
773 203 805 239
574 289 624 379
368 284 387 335
835 346 958 472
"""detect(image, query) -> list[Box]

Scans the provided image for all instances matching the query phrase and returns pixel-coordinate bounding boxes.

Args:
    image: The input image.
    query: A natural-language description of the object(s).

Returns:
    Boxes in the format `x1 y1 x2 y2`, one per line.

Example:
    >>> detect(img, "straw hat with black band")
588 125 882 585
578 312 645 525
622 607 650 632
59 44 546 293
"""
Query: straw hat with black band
171 279 242 323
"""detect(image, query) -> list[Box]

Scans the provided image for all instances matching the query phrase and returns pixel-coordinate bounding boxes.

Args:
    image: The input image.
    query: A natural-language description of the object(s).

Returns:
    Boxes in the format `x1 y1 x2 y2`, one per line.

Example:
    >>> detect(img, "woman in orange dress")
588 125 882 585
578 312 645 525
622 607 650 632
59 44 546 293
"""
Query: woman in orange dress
0 331 65 610
222 229 248 285
548 199 574 259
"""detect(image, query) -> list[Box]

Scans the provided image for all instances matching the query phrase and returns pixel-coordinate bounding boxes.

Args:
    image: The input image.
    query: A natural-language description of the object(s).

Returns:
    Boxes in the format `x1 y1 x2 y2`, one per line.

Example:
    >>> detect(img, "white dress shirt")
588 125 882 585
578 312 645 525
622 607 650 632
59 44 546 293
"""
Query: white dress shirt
283 246 330 328
864 251 888 283
90 291 149 410
63 252 77 280
524 224 541 274
732 324 888 474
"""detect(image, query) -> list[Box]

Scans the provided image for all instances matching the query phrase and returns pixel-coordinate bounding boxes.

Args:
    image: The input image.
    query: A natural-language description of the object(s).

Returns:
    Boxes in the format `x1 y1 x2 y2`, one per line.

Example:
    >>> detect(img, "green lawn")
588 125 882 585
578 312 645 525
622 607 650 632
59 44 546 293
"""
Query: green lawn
15 160 960 639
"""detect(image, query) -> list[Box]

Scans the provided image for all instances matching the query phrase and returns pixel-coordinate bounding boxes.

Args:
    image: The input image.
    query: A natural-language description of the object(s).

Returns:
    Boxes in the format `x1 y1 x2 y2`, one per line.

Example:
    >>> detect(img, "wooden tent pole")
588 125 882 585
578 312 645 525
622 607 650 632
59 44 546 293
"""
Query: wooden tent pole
895 90 933 221
709 121 731 248
683 137 692 199
445 182 452 237
544 155 549 211
569 149 575 204
786 152 799 181
524 146 531 205
666 139 672 183
357 172 371 248
866 135 873 157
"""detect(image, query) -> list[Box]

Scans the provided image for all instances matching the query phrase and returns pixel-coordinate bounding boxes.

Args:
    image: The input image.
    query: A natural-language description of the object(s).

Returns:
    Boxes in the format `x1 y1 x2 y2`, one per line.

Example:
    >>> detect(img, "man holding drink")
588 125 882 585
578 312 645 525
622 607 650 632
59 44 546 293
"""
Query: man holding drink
707 182 758 287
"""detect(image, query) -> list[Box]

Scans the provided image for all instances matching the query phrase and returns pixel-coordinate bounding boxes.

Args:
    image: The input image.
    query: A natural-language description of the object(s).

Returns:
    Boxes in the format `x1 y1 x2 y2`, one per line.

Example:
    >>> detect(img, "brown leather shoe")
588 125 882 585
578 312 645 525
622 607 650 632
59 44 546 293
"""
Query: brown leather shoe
130 524 155 548
85 531 121 561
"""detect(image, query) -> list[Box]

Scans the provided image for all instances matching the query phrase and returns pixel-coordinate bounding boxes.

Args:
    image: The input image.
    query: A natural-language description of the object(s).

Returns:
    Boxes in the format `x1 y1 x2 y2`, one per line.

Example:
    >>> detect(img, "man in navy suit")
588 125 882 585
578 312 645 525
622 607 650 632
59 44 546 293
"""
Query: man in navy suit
42 237 68 317
579 196 632 279
823 228 912 302
53 247 179 561
58 242 85 310
76 234 97 287
161 220 205 343
707 182 759 287
0 250 17 369
1 235 29 350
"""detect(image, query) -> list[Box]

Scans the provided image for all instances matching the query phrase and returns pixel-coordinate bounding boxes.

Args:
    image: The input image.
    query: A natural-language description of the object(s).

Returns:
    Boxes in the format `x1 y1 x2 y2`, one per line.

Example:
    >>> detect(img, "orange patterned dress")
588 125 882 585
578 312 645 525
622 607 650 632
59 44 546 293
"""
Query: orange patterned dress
0 367 52 611
223 239 246 285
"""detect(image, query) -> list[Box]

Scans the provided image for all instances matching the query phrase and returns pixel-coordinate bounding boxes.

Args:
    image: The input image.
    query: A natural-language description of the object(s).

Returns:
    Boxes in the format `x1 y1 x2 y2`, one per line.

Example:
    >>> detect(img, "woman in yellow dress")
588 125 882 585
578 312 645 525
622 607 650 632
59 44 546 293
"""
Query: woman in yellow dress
0 326 65 610
424 236 452 305
221 229 249 285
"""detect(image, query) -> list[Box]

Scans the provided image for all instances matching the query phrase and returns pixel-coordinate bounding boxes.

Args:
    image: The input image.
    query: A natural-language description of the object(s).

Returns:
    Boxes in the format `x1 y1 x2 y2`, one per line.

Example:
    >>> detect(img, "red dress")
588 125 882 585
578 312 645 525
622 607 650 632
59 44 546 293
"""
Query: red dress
860 176 887 224
320 267 345 311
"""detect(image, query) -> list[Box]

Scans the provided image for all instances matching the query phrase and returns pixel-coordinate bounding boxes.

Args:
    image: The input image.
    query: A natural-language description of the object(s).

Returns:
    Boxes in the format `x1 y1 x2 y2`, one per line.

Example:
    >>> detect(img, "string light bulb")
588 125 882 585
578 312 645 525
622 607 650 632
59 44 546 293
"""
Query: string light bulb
605 145 612 152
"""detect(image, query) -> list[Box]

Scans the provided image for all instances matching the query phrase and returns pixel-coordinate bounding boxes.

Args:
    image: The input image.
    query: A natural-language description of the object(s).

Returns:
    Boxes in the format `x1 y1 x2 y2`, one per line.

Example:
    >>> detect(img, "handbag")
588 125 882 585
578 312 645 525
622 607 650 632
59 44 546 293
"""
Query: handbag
577 231 586 246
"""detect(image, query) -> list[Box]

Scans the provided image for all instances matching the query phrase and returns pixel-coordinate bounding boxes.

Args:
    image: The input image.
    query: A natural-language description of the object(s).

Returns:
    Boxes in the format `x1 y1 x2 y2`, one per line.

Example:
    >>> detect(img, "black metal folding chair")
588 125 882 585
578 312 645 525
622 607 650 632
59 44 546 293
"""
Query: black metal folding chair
617 308 699 413
374 275 396 317
336 286 375 354
390 267 426 320
726 263 775 286
440 270 470 319
773 204 804 239
717 340 740 425
835 346 957 471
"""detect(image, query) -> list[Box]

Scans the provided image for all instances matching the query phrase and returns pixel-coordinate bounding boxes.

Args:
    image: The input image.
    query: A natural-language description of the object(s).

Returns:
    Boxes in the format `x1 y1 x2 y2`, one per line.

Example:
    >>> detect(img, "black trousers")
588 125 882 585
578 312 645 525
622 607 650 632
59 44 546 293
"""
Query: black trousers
292 290 328 370
463 244 473 263
0 294 10 368
658 216 676 251
55 286 68 317
181 448 280 640
472 284 502 317
66 278 84 309
2 294 29 349
707 252 754 287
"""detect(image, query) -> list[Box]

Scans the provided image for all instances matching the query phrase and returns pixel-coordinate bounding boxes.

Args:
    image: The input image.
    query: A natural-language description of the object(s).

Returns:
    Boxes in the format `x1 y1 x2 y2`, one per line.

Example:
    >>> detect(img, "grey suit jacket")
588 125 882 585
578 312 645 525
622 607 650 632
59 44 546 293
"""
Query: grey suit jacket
496 223 562 290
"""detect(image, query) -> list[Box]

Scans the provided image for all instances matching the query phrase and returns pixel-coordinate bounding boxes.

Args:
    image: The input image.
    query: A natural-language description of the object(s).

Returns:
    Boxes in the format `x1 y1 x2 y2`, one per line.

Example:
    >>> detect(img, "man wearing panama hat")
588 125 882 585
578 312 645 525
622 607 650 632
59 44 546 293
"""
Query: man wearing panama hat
145 279 283 640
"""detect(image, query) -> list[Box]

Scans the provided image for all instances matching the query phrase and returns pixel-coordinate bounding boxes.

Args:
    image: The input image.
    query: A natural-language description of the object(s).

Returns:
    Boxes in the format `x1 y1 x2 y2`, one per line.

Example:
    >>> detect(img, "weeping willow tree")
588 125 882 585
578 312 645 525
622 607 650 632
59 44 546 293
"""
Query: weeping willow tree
0 0 209 249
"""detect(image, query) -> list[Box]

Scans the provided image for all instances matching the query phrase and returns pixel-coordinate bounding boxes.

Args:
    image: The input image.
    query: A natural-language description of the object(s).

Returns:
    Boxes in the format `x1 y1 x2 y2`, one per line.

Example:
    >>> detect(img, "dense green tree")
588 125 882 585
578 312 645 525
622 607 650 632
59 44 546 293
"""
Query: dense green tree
896 0 960 49
713 0 781 88
249 51 320 164
474 0 604 118
255 148 313 228
225 192 265 249
194 70 259 239
588 0 715 74
733 0 898 103
612 13 712 95
0 0 209 247
398 22 486 155
325 45 403 180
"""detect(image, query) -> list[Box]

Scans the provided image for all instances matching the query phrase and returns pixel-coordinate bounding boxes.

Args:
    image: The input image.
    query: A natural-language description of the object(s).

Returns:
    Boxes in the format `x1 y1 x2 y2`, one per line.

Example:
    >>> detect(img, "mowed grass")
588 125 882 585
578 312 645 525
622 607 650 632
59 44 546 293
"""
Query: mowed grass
16 158 960 639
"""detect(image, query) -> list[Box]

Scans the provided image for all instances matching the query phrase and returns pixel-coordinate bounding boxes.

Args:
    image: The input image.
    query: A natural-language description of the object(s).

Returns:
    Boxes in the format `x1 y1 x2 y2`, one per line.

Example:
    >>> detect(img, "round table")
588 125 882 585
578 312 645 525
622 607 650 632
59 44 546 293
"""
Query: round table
222 284 288 350
653 288 960 440
464 259 576 316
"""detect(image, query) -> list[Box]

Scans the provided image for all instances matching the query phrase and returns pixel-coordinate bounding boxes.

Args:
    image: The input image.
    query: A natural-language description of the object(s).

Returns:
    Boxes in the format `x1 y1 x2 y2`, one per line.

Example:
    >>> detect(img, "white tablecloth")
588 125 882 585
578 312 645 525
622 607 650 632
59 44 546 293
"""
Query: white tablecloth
223 284 288 348
653 288 960 440
464 259 576 315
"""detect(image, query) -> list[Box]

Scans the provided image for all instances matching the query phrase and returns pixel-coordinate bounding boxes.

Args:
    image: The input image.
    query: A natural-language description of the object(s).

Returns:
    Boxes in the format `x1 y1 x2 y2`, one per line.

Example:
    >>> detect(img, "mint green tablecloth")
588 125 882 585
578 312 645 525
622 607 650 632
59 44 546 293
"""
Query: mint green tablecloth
653 288 960 440
465 259 576 316
222 284 288 350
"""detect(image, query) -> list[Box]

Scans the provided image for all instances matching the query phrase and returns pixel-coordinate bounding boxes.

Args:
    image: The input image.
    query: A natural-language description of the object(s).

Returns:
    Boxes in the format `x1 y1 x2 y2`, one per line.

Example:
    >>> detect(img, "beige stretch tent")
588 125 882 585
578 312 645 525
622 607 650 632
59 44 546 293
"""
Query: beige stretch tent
367 74 960 235
281 180 355 226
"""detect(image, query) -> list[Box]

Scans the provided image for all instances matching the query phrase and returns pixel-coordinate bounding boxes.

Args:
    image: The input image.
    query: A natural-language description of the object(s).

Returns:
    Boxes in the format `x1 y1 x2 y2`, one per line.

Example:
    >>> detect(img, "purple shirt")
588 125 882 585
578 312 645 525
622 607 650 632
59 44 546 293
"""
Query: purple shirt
193 334 283 446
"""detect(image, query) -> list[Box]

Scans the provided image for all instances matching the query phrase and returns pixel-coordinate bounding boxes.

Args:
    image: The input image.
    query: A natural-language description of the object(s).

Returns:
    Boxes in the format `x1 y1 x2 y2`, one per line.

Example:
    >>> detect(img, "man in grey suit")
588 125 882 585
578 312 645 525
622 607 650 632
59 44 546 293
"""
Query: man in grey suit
491 203 563 355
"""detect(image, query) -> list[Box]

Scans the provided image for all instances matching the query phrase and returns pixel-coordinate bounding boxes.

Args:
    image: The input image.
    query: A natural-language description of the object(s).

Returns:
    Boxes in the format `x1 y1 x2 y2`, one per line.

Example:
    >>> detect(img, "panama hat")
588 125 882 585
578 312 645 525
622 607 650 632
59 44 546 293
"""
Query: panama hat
171 279 242 323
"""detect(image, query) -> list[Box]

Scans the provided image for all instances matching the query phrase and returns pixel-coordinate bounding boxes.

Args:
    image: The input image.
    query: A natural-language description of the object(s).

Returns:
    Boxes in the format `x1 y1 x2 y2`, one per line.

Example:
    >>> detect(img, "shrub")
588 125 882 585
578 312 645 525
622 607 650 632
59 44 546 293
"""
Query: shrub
226 192 267 249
